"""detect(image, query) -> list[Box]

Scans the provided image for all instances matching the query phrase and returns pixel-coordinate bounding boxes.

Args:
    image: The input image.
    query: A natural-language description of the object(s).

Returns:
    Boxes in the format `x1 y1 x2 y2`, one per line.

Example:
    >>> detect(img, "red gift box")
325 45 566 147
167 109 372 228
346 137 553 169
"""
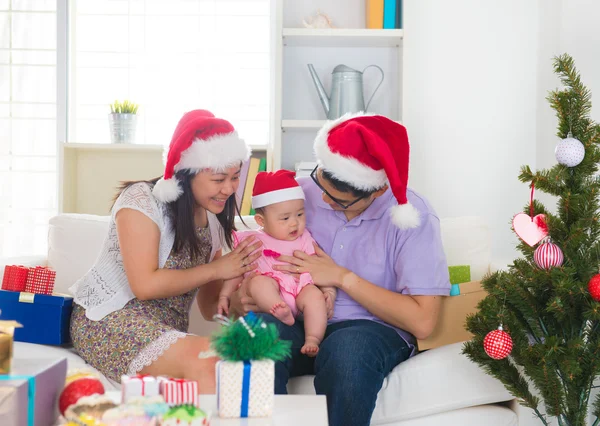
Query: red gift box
1 265 30 292
159 377 199 406
24 266 56 295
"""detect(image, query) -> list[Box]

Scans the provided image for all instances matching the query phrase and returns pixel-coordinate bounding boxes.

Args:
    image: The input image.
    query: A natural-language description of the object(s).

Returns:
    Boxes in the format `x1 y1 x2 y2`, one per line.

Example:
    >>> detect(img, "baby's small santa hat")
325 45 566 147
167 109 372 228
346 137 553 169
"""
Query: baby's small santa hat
314 112 420 229
252 170 305 209
153 109 251 203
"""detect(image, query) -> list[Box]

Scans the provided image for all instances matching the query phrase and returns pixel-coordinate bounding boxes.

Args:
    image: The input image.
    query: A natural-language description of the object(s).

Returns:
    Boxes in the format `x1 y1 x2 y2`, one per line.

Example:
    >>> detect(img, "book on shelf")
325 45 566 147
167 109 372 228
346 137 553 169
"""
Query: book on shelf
366 0 403 29
235 159 251 209
383 0 396 29
366 0 384 29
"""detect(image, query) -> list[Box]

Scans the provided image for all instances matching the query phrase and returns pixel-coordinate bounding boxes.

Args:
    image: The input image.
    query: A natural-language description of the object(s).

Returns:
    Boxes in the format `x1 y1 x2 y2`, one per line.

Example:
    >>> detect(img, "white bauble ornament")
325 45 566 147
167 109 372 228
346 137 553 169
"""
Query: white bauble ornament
555 136 585 167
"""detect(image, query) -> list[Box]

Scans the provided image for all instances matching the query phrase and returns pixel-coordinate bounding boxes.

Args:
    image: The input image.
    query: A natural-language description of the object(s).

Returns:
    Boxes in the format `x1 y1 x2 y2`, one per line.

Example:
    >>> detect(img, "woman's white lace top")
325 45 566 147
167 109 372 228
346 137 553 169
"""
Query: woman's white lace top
69 182 223 321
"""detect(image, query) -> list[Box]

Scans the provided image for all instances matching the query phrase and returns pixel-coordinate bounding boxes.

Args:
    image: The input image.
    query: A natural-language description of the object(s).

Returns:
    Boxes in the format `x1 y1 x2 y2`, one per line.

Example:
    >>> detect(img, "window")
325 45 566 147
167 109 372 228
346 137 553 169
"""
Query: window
69 0 270 147
0 0 58 257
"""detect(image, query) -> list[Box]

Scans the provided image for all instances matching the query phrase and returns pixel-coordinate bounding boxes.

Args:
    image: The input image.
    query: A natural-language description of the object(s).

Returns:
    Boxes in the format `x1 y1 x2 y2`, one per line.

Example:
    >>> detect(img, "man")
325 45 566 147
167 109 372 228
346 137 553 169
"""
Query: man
234 113 450 426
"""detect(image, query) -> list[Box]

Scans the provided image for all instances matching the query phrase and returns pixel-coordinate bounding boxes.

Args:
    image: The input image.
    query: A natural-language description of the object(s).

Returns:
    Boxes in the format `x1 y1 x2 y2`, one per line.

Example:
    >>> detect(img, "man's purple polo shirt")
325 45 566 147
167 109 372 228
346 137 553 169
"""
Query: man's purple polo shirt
298 177 451 354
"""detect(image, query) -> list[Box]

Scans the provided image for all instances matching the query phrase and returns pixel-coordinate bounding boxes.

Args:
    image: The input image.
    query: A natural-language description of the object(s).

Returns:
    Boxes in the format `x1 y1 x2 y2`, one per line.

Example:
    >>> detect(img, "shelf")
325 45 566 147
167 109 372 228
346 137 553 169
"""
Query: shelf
63 142 164 152
282 28 403 48
281 119 326 129
63 142 267 152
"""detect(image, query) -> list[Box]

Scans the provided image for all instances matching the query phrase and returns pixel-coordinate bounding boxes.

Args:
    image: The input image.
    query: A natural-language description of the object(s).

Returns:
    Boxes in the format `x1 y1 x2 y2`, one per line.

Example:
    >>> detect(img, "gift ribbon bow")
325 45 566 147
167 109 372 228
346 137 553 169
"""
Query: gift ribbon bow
0 374 35 426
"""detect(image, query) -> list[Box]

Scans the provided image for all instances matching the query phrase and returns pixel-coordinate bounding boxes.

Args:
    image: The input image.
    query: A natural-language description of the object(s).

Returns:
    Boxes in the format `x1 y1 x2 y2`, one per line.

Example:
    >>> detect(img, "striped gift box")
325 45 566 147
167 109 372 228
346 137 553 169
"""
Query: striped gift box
159 377 199 407
24 266 56 295
1 265 30 292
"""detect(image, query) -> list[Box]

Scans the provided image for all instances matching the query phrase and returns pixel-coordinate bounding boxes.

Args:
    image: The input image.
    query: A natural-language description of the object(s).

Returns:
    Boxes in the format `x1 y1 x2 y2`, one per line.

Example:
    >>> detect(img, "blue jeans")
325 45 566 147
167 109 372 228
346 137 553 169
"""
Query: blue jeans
257 314 411 426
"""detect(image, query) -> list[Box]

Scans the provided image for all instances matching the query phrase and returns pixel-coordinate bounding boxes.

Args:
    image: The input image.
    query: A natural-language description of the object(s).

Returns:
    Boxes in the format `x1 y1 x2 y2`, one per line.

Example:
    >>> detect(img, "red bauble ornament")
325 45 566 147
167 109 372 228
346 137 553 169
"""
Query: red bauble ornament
588 274 600 301
483 326 513 360
534 240 563 270
58 377 105 416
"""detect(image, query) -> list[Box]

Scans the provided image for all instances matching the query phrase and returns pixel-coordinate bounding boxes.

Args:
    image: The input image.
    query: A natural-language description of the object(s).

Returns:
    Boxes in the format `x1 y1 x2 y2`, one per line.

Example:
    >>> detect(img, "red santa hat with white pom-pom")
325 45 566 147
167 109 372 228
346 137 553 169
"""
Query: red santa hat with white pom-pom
153 109 251 203
313 112 420 229
251 170 305 209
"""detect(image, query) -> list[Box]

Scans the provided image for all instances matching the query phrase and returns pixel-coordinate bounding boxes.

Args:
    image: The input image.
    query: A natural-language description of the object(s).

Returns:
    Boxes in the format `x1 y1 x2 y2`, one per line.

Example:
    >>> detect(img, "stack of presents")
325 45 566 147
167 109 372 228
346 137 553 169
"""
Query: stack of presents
0 260 486 425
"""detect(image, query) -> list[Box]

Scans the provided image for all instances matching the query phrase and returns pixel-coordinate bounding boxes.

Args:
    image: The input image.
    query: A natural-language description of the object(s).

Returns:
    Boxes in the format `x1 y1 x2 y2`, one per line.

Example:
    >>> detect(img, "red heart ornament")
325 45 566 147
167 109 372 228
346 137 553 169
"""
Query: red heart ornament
512 213 548 247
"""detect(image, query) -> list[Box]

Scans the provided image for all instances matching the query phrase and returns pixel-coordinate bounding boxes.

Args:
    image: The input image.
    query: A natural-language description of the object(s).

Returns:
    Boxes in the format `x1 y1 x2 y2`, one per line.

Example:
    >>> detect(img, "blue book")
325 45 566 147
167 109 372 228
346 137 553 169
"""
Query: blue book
395 0 403 29
383 0 396 29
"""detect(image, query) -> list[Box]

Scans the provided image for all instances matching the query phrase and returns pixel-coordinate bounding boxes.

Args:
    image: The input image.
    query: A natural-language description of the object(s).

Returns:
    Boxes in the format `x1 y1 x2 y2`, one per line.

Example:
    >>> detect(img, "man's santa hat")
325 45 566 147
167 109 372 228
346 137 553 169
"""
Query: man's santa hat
314 112 420 229
252 170 305 209
153 109 251 203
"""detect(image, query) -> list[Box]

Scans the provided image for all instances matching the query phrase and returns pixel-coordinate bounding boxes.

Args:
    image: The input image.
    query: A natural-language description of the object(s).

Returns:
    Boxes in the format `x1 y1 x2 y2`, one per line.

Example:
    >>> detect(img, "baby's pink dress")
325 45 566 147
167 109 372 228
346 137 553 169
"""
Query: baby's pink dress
234 228 316 316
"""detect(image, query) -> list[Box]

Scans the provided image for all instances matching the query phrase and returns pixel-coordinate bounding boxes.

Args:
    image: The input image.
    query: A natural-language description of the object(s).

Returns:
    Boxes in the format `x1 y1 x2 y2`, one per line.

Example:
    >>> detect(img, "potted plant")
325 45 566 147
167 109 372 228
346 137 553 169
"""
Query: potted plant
108 100 139 144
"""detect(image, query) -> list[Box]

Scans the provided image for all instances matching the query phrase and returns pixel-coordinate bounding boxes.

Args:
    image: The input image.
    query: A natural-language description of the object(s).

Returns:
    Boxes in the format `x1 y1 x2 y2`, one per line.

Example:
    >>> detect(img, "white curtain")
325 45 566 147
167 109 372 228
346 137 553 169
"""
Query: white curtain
0 0 58 258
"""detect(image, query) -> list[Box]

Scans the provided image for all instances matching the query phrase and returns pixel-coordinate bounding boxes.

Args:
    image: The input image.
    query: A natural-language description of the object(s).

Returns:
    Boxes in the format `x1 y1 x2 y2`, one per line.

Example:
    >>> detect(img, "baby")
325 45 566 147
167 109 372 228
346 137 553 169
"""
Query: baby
218 170 336 356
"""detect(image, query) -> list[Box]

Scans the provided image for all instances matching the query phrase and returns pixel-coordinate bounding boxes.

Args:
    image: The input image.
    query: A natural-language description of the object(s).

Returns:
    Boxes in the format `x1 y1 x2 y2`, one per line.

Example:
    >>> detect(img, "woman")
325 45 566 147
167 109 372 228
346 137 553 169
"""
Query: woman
232 113 451 426
70 109 261 392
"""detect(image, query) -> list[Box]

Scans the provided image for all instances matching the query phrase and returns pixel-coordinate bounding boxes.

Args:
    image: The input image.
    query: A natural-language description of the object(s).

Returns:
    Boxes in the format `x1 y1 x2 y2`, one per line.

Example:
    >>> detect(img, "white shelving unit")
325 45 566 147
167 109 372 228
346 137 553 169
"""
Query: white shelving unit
269 0 404 171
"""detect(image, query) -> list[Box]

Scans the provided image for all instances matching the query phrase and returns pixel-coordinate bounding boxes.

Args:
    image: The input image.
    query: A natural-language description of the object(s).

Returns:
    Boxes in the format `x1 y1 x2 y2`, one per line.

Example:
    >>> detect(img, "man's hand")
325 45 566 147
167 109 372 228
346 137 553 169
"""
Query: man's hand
229 272 259 316
274 243 349 287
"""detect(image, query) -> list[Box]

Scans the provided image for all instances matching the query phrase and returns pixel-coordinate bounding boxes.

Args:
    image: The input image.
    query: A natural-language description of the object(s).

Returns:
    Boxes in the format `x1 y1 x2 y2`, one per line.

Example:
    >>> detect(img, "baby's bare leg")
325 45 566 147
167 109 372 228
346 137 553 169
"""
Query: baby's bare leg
296 285 327 357
248 275 294 326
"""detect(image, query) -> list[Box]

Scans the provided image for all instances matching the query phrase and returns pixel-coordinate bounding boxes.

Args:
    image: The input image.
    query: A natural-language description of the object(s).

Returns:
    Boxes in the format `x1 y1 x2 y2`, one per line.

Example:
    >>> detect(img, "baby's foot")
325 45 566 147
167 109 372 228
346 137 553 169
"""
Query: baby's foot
301 336 320 357
270 302 295 326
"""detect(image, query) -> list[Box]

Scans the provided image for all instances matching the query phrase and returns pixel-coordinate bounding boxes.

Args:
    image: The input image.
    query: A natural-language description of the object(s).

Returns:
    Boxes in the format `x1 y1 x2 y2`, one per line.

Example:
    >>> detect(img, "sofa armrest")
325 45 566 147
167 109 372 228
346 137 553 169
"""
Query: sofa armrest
0 256 48 277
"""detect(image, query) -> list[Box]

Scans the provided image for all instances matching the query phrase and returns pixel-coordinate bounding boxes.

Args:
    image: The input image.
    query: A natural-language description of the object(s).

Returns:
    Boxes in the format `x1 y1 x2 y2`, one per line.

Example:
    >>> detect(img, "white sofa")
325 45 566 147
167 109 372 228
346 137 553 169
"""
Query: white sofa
4 214 549 425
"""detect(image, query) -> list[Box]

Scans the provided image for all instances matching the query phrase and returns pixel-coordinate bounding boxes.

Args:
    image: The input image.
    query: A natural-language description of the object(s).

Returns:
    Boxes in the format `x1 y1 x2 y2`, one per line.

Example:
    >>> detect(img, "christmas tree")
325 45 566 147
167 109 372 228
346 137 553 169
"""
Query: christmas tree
463 54 600 426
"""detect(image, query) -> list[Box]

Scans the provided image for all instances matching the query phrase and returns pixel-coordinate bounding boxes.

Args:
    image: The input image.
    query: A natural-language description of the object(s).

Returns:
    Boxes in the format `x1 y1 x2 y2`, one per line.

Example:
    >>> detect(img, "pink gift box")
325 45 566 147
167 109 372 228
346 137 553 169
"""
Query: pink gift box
159 377 199 407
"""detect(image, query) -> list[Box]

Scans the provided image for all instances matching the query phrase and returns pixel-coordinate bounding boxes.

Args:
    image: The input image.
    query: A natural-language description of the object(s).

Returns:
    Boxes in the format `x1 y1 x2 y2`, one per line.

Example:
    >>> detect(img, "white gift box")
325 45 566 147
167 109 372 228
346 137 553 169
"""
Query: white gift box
121 374 160 403
216 359 274 418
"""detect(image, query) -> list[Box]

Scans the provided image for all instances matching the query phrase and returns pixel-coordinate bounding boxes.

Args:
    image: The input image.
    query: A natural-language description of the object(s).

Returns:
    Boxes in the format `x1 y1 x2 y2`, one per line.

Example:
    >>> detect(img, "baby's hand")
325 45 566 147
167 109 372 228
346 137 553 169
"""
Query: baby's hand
323 289 337 320
217 296 230 316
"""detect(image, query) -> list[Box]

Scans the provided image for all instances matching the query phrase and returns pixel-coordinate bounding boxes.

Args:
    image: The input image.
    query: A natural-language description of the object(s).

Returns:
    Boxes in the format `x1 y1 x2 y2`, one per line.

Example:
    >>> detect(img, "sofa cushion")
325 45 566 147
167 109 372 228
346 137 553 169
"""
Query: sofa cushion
287 342 513 423
48 214 109 295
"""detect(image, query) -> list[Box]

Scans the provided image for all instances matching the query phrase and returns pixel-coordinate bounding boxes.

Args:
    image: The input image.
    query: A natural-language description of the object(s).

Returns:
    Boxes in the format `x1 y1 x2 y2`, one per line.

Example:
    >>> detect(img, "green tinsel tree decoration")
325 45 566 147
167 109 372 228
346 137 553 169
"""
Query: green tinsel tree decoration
211 312 291 362
463 54 600 426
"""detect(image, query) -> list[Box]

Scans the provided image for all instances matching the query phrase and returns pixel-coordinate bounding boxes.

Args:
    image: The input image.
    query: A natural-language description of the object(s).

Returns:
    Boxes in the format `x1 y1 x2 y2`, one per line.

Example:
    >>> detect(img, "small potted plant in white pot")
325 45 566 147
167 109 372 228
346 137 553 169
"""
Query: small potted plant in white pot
108 100 139 144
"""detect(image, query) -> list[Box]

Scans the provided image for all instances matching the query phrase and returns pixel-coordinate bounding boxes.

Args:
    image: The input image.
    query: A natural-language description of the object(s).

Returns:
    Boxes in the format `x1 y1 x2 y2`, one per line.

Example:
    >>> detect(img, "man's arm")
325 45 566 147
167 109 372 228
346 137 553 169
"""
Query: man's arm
339 270 442 340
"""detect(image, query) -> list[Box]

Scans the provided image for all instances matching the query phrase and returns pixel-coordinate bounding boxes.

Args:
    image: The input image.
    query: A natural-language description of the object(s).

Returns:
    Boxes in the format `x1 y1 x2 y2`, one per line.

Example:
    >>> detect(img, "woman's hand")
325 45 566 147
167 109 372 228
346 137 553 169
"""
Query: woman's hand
229 272 260 316
211 237 262 281
274 243 349 288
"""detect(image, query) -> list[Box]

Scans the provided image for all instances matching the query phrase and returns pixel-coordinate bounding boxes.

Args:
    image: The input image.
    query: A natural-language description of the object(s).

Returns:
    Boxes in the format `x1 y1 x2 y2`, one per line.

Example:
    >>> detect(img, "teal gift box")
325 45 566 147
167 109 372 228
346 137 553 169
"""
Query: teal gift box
448 265 471 285
0 357 67 426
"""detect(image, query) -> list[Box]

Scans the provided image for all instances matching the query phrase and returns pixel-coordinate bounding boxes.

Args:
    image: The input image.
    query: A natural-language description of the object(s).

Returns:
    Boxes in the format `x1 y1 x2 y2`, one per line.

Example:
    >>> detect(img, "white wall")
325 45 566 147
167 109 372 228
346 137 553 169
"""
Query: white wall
403 0 540 265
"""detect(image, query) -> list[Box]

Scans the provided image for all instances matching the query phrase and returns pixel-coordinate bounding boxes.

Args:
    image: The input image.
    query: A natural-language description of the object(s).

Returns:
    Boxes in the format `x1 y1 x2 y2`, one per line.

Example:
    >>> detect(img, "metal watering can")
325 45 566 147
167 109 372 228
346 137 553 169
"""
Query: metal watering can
307 64 385 120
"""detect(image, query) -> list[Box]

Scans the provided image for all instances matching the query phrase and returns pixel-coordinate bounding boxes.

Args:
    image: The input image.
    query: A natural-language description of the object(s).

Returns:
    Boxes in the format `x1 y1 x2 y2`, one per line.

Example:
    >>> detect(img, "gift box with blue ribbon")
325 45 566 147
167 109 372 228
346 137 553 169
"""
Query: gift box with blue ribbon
0 357 67 426
211 313 291 418
0 290 73 345
216 359 274 417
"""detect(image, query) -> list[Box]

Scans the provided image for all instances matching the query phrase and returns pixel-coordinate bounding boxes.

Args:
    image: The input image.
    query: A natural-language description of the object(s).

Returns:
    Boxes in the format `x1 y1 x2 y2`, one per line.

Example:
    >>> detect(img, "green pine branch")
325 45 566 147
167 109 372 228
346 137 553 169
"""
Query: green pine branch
464 54 600 425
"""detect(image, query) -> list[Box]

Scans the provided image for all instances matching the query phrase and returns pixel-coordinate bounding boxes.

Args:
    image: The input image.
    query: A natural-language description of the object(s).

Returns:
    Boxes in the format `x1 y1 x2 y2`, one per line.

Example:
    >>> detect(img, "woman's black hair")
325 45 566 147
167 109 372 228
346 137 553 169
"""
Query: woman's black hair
113 169 239 262
320 169 377 198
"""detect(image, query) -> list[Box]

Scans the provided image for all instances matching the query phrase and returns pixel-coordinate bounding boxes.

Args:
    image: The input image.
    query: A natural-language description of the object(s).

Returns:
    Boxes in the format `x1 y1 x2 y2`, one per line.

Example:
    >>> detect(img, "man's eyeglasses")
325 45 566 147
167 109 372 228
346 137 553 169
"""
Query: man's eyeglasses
310 166 368 210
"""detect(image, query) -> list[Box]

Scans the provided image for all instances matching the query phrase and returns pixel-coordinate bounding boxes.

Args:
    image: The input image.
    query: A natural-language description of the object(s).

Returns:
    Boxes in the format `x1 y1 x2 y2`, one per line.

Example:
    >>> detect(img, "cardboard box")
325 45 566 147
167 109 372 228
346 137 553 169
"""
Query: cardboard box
417 281 487 351
0 320 23 374
0 357 67 426
0 290 73 345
